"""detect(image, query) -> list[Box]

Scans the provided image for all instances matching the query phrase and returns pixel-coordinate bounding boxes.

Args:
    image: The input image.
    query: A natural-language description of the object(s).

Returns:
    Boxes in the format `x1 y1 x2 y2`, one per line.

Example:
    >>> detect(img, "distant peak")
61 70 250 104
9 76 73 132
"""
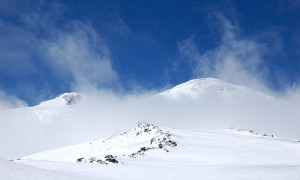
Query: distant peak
183 77 237 86
59 92 82 105
162 77 244 95
36 92 82 107
184 78 242 91
159 78 272 100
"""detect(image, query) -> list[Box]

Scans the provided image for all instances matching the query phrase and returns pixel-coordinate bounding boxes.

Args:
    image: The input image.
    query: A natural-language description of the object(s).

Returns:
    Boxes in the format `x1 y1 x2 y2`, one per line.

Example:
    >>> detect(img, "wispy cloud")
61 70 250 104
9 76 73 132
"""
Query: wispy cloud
43 21 118 89
0 90 27 110
178 13 269 91
0 1 119 104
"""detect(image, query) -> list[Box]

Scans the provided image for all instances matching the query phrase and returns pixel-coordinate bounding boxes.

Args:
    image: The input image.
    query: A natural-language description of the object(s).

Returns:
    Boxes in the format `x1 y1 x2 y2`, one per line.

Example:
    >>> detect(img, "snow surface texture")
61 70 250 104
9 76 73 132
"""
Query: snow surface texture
0 158 78 180
3 123 300 179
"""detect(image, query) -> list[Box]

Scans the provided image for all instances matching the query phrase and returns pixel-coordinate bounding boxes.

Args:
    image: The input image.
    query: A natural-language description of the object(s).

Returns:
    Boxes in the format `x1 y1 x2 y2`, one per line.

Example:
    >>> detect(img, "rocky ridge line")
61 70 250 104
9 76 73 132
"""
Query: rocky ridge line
76 122 177 164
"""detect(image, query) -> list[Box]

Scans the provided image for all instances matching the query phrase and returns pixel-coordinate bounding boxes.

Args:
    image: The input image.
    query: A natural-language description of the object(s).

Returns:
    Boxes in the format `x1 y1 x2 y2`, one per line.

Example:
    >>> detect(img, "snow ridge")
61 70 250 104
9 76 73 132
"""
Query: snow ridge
22 123 177 164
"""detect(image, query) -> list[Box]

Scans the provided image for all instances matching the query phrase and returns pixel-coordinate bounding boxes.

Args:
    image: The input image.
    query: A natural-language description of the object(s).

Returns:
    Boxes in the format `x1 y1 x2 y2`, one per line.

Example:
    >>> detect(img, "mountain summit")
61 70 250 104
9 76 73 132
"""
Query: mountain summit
160 78 271 100
37 92 82 107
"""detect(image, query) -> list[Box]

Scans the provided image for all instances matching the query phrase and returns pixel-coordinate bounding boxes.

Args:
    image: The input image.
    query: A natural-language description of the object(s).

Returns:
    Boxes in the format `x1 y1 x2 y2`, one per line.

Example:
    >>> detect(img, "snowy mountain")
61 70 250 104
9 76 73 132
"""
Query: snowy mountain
0 78 279 159
37 92 82 107
4 123 300 179
1 78 300 179
159 78 273 100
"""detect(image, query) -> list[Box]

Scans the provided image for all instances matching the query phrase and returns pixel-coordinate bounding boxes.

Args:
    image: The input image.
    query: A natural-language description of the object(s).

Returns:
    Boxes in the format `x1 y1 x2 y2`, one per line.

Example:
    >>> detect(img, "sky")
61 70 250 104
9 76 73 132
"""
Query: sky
0 0 300 106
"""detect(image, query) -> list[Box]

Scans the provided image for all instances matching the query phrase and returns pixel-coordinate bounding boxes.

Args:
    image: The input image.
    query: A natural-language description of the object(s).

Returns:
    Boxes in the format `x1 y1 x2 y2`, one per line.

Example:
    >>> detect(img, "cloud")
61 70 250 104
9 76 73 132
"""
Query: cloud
0 20 38 78
0 1 119 104
0 90 27 110
0 3 120 156
113 18 131 37
178 13 269 91
43 21 118 89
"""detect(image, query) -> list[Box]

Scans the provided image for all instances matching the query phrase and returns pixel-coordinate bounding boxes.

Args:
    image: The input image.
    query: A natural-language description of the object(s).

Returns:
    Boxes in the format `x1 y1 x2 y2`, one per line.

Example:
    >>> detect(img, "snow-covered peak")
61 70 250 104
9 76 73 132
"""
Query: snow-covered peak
37 92 81 108
160 78 271 100
123 122 161 137
162 78 247 95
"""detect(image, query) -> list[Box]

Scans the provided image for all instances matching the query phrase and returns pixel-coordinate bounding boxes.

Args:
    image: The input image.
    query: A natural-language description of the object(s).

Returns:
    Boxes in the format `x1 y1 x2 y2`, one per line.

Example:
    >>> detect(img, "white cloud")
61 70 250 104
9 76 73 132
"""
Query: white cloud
0 90 27 110
113 18 131 37
43 21 118 89
0 1 119 103
179 14 269 92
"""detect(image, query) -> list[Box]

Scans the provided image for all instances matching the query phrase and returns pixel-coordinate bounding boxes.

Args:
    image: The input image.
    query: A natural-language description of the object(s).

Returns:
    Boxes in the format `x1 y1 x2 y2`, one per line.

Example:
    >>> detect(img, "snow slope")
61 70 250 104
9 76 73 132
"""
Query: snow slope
21 123 177 163
9 123 300 180
0 92 86 158
0 158 78 180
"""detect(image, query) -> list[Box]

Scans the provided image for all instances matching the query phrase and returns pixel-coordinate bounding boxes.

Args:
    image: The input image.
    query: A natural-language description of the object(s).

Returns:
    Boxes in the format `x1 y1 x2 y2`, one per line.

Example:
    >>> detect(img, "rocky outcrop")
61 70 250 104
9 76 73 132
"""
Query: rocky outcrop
61 93 81 105
76 122 177 164
128 123 177 157
77 155 119 164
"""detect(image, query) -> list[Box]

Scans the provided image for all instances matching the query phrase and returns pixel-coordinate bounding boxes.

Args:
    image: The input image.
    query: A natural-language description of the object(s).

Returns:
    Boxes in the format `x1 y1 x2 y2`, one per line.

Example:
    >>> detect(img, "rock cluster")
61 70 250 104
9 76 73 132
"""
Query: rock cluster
77 155 118 164
237 129 274 138
129 123 177 157
61 93 81 105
